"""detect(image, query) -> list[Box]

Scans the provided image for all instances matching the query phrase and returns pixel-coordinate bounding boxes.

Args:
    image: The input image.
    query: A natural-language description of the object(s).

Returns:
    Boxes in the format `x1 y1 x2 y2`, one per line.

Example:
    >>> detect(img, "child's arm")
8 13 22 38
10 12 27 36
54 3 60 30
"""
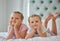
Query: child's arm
14 22 27 39
44 14 53 28
7 27 14 39
14 27 27 39
51 17 57 35
37 28 47 37
25 29 36 39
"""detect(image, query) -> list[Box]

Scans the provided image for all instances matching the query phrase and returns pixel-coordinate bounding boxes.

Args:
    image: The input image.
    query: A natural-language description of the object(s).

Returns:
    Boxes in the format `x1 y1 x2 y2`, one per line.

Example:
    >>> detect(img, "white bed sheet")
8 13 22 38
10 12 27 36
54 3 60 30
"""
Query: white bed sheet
0 32 60 41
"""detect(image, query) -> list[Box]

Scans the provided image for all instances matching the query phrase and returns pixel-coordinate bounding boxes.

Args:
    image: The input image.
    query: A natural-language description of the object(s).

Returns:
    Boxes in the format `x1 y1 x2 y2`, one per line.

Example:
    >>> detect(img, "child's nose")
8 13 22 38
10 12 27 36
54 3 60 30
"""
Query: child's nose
34 22 36 25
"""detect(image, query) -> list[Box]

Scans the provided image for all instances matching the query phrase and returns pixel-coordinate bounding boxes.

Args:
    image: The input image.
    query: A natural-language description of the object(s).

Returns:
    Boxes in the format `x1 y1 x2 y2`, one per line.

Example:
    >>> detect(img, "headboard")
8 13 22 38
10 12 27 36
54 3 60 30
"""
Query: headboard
29 0 60 19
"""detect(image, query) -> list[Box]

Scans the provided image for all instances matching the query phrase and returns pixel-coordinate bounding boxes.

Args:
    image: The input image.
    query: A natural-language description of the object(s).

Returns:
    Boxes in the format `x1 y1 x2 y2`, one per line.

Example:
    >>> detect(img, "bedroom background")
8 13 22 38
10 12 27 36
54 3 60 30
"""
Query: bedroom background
0 0 60 35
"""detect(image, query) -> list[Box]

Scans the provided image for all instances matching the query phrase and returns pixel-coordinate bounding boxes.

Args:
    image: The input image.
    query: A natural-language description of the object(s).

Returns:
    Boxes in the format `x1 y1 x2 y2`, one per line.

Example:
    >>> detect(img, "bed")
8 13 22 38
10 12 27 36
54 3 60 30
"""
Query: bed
0 32 60 41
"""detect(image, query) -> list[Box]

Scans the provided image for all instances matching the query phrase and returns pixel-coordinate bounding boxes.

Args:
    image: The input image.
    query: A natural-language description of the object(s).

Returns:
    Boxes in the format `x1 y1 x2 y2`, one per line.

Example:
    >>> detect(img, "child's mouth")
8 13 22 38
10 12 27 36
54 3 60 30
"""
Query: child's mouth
12 22 16 25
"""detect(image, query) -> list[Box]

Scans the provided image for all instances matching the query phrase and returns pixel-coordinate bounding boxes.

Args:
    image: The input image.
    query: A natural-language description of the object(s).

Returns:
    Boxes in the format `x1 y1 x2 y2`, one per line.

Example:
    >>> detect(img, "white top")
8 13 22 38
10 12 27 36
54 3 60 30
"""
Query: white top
27 25 55 37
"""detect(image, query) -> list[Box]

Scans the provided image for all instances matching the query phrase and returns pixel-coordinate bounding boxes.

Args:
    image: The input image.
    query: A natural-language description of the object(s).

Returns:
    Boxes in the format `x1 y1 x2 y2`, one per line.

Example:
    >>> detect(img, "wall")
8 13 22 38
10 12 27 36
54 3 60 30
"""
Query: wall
0 0 24 32
0 0 7 32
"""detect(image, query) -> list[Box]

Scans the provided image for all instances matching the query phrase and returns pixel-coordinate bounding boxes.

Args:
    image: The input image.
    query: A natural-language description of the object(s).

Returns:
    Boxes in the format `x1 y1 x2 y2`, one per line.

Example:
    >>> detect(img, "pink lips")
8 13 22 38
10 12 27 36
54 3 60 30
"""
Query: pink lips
34 25 37 29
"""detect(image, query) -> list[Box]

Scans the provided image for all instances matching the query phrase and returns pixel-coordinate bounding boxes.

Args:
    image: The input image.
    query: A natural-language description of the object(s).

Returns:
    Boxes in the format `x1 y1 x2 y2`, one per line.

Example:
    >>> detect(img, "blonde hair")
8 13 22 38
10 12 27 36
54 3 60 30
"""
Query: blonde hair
28 14 41 23
13 11 24 21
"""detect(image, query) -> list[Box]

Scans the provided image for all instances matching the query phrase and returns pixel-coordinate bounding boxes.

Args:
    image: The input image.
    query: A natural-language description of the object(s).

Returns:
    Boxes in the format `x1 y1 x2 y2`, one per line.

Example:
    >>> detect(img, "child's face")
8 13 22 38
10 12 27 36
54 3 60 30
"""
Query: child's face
9 13 22 26
29 16 42 29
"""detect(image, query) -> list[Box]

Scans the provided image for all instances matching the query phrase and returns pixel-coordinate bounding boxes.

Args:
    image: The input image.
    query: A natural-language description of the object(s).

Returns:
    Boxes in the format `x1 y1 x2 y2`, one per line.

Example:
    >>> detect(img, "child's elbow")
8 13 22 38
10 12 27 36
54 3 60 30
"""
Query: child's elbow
25 35 31 39
54 33 57 35
25 37 28 39
25 35 29 39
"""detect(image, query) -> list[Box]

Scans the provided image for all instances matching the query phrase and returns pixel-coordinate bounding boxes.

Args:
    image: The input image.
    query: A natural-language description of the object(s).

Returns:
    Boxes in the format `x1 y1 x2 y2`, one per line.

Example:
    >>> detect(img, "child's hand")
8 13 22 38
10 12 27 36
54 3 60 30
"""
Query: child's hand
54 12 59 20
8 24 14 33
9 20 14 31
9 20 14 27
46 14 54 21
14 21 20 29
51 16 56 20
35 27 41 34
36 27 42 35
37 27 40 30
31 28 37 33
37 27 41 32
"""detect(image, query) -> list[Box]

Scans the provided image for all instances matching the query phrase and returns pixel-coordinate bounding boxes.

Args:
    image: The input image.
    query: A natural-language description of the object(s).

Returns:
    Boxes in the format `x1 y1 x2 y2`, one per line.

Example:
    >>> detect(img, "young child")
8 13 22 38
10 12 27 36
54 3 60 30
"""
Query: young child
25 14 47 39
25 14 58 39
7 11 28 39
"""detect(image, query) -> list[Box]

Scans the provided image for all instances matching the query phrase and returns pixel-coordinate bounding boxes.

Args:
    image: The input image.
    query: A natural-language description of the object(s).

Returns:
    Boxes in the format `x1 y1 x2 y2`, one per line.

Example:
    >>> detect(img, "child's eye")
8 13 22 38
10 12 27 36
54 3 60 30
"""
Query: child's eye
35 21 38 23
31 21 34 23
11 17 13 19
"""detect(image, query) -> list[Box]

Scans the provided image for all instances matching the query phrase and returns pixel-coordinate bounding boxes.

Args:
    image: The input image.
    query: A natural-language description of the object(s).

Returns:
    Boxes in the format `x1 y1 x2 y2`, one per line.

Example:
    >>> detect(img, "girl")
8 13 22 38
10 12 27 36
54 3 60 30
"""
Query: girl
7 11 28 39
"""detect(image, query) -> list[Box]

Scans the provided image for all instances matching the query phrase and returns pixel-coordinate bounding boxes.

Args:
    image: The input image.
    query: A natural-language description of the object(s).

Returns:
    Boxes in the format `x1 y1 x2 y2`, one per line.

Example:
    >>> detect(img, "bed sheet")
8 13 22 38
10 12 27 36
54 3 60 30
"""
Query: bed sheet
0 32 60 41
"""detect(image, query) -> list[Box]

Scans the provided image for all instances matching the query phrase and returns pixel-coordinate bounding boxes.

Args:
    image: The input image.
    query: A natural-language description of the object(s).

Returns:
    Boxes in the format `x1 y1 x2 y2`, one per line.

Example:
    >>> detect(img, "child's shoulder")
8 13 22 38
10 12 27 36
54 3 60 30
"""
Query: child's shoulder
19 24 28 32
21 24 27 27
20 24 28 29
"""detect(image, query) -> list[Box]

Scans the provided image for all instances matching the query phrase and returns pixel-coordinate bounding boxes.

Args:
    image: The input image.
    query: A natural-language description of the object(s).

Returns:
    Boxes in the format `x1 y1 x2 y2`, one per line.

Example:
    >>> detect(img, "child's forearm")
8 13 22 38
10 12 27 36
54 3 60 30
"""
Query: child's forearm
25 30 35 39
37 29 47 37
52 20 57 35
14 27 27 39
44 18 49 28
7 30 14 39
44 14 54 28
14 27 22 38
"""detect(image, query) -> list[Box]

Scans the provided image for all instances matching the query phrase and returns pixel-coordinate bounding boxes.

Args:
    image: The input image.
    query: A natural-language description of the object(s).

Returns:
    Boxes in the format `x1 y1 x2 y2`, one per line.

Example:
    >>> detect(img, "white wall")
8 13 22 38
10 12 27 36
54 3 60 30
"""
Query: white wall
0 0 24 32
23 0 29 25
0 0 7 32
